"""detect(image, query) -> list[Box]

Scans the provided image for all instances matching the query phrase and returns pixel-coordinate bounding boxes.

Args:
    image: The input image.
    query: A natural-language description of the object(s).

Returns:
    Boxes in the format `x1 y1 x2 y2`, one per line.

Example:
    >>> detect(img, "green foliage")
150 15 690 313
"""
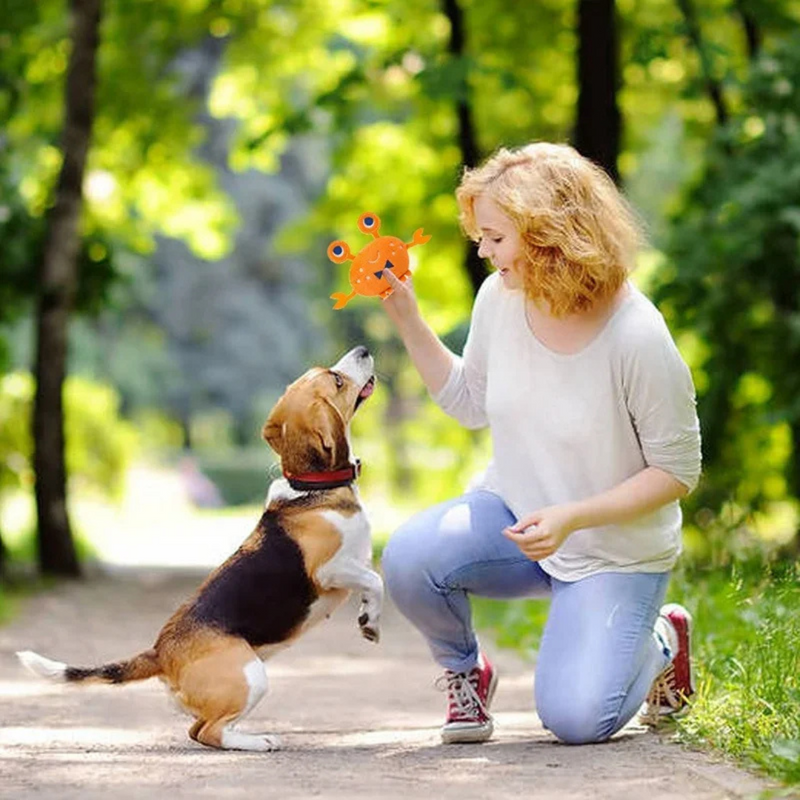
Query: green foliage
195 449 275 507
0 0 240 324
0 584 18 624
654 33 800 544
0 372 137 500
472 597 549 662
340 371 493 511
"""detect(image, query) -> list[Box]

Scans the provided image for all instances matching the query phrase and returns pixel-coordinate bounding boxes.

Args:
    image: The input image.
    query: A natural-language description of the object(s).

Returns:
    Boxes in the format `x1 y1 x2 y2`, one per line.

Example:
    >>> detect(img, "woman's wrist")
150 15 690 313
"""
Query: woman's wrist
565 501 587 533
394 310 432 349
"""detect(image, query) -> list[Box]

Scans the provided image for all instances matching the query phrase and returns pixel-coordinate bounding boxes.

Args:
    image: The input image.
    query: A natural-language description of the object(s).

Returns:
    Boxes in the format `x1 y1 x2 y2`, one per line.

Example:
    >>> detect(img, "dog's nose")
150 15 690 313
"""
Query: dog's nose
353 345 370 359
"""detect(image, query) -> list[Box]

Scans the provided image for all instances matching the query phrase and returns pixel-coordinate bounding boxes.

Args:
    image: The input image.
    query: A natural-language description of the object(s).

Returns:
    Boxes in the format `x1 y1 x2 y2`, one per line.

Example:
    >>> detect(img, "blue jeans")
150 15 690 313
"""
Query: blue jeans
381 490 672 744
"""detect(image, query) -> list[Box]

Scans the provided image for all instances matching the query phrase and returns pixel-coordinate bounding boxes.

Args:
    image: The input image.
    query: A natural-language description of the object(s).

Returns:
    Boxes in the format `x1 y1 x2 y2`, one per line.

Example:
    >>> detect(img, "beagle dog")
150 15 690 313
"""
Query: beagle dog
17 346 383 752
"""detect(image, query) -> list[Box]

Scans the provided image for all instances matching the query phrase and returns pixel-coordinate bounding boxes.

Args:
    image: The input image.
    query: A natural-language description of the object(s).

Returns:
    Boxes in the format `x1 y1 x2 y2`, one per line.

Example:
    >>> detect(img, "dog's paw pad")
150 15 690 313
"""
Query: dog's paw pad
358 612 369 627
360 625 380 643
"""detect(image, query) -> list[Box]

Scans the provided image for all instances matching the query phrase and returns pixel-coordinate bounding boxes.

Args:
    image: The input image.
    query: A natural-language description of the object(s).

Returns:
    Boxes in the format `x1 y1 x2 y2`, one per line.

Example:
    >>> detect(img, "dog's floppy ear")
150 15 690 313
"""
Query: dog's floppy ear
262 400 286 456
281 398 348 475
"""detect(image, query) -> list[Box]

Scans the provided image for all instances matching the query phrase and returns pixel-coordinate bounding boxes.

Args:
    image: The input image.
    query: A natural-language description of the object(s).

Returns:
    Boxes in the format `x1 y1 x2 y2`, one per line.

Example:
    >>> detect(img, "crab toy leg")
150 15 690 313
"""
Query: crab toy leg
330 290 357 309
406 228 431 248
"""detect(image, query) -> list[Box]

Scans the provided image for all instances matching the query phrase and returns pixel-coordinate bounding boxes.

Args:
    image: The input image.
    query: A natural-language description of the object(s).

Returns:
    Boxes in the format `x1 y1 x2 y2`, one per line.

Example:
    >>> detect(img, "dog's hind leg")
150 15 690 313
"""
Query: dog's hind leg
177 639 278 752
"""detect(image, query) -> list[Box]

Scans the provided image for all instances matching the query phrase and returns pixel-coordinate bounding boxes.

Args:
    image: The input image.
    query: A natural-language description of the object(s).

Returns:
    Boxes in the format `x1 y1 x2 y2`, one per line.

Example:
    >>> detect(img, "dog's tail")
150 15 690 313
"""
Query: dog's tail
16 648 162 685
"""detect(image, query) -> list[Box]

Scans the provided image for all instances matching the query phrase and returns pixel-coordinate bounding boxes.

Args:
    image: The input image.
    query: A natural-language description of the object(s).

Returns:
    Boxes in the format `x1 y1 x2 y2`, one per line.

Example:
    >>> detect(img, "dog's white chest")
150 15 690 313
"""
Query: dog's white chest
320 508 372 564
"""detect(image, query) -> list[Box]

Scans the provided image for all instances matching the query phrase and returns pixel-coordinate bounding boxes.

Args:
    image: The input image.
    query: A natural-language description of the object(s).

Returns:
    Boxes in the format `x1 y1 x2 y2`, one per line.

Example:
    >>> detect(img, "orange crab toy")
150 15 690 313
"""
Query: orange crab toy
327 212 431 309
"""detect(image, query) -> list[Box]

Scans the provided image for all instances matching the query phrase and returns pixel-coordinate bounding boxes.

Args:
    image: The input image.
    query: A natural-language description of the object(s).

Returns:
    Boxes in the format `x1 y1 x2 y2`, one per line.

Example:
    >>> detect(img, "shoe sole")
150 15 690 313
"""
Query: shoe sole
639 701 692 728
441 720 494 744
440 664 499 745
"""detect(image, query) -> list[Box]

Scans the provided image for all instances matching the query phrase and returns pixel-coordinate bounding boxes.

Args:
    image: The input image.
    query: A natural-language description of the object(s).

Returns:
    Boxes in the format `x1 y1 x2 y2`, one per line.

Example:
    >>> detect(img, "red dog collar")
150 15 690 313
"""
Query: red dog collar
285 459 361 491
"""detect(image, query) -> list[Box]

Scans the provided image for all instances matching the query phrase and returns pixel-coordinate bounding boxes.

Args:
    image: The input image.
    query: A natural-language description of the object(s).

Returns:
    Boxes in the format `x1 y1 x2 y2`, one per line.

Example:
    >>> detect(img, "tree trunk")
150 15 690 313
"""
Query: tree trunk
33 0 102 577
441 0 488 297
575 0 621 183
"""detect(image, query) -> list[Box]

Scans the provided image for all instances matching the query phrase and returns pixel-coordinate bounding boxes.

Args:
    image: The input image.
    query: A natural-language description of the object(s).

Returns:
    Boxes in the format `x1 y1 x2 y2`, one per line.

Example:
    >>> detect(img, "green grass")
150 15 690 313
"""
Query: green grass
0 582 19 625
670 559 800 787
473 558 800 790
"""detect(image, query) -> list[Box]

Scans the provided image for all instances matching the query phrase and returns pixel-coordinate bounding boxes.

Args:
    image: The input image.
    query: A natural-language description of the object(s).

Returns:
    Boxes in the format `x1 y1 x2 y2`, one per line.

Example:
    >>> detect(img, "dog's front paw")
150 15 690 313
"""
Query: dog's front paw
358 612 380 643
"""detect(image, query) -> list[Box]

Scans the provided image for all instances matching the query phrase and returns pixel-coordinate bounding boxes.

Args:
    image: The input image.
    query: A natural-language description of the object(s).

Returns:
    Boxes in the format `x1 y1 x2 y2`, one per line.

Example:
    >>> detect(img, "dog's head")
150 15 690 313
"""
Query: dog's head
262 346 375 476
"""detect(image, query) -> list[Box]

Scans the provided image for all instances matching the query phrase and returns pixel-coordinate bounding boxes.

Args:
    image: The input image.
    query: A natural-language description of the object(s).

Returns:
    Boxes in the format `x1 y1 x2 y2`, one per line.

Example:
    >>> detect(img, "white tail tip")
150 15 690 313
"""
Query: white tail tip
16 650 67 681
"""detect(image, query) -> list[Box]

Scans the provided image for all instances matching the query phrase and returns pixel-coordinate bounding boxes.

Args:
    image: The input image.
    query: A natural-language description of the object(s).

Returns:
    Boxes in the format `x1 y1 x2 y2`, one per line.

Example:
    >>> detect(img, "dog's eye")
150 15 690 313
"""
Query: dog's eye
332 372 344 389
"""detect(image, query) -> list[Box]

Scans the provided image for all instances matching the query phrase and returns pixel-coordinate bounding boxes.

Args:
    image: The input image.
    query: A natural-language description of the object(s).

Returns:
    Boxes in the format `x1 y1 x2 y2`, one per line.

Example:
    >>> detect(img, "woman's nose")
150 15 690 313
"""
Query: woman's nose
477 240 489 259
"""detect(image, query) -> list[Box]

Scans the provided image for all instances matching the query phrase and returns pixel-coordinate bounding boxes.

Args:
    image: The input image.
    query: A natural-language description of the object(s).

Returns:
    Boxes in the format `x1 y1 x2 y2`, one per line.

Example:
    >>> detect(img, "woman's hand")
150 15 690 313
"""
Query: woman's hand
382 269 420 328
502 504 579 561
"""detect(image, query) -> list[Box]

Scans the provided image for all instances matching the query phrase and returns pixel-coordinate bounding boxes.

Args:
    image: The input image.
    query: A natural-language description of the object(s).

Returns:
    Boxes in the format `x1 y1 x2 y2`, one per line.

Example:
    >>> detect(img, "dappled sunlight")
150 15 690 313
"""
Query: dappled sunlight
1 462 415 569
268 655 391 679
71 464 259 568
0 726 150 747
0 679 73 699
10 463 266 569
322 727 439 748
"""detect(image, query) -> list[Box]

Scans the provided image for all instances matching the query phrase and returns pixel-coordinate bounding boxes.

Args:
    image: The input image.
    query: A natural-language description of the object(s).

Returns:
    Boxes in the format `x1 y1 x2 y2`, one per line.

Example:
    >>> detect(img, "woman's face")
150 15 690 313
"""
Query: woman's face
473 194 525 290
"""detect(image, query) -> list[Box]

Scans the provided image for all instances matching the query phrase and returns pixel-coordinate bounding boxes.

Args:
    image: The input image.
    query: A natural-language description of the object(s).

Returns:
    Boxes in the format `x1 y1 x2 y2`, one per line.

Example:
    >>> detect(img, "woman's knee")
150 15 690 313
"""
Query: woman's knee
381 521 432 601
536 685 615 745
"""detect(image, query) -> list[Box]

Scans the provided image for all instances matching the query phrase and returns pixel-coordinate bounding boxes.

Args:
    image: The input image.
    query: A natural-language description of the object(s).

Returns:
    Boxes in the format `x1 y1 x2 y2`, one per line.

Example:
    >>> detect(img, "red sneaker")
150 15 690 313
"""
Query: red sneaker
640 603 695 726
438 651 498 744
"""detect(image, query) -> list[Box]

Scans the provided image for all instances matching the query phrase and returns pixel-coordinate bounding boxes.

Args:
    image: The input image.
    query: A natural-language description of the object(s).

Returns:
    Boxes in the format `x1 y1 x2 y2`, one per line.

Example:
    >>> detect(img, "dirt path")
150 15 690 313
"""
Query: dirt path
0 565 772 799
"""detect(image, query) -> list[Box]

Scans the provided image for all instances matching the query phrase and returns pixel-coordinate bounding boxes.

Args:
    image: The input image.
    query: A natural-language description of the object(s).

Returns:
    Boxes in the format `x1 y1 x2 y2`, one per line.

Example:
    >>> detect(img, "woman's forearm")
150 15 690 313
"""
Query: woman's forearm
392 312 456 396
570 466 689 531
381 269 456 395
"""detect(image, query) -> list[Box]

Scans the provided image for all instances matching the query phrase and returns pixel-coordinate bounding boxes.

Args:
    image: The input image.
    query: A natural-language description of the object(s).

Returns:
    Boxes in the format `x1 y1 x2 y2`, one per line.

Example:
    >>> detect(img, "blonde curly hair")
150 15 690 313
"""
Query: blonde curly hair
456 142 644 317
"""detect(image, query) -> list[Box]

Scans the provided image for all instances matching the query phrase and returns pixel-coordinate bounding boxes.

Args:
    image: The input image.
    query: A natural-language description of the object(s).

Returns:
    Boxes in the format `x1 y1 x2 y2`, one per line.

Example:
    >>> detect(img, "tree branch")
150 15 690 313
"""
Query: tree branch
675 0 729 126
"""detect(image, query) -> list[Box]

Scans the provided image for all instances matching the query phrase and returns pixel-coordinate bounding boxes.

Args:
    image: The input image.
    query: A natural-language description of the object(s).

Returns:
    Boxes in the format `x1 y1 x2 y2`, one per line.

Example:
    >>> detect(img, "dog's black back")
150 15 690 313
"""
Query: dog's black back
187 511 317 647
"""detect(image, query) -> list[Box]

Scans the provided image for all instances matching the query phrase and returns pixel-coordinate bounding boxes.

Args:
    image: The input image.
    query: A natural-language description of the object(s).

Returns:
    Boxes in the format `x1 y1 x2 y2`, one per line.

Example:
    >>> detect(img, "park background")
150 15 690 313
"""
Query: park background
0 0 798 790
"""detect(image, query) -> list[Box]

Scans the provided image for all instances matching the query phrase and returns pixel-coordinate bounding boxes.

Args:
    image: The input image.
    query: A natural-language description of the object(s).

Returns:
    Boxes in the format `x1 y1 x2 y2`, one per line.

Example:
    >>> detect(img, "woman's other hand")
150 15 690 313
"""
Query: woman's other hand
502 504 579 561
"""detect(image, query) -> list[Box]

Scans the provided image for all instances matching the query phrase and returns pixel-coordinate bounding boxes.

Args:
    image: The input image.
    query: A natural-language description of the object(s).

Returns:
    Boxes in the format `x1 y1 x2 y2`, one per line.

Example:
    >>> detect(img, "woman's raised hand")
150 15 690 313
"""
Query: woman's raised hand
382 269 420 328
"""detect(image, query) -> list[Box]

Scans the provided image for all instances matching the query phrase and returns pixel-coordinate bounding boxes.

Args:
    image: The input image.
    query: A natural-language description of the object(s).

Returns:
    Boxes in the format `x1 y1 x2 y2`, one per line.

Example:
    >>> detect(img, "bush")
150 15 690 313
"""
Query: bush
195 449 276 507
0 372 137 501
655 33 800 551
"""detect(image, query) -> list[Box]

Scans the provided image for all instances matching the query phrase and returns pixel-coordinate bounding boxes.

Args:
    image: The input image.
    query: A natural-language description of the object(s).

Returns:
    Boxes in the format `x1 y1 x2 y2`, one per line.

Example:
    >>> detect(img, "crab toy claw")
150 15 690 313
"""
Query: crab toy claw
328 212 430 309
408 228 431 248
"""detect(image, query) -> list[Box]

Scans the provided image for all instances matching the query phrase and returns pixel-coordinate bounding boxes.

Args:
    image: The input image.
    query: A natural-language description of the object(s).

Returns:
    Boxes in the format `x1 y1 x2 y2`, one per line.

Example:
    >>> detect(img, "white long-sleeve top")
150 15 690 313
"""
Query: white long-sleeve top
433 273 702 582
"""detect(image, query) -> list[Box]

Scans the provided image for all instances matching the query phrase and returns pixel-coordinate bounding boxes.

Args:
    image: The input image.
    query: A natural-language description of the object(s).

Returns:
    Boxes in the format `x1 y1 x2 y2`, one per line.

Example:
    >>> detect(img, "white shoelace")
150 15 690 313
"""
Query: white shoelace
436 670 489 719
641 663 684 726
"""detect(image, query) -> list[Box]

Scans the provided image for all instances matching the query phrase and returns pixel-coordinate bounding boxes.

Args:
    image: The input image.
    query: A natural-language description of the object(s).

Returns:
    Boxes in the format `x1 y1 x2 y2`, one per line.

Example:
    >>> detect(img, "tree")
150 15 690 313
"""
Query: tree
33 0 101 577
655 32 800 549
575 0 621 182
441 0 488 296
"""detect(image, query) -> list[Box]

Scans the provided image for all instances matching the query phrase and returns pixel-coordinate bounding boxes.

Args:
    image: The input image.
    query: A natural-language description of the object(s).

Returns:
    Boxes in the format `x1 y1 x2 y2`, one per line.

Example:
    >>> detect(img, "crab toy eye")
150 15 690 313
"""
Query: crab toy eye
358 212 382 237
327 240 352 264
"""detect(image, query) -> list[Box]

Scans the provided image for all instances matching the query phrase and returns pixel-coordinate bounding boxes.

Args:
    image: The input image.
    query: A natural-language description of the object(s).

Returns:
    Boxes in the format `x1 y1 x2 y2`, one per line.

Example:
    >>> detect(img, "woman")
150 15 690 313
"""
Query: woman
380 142 702 745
